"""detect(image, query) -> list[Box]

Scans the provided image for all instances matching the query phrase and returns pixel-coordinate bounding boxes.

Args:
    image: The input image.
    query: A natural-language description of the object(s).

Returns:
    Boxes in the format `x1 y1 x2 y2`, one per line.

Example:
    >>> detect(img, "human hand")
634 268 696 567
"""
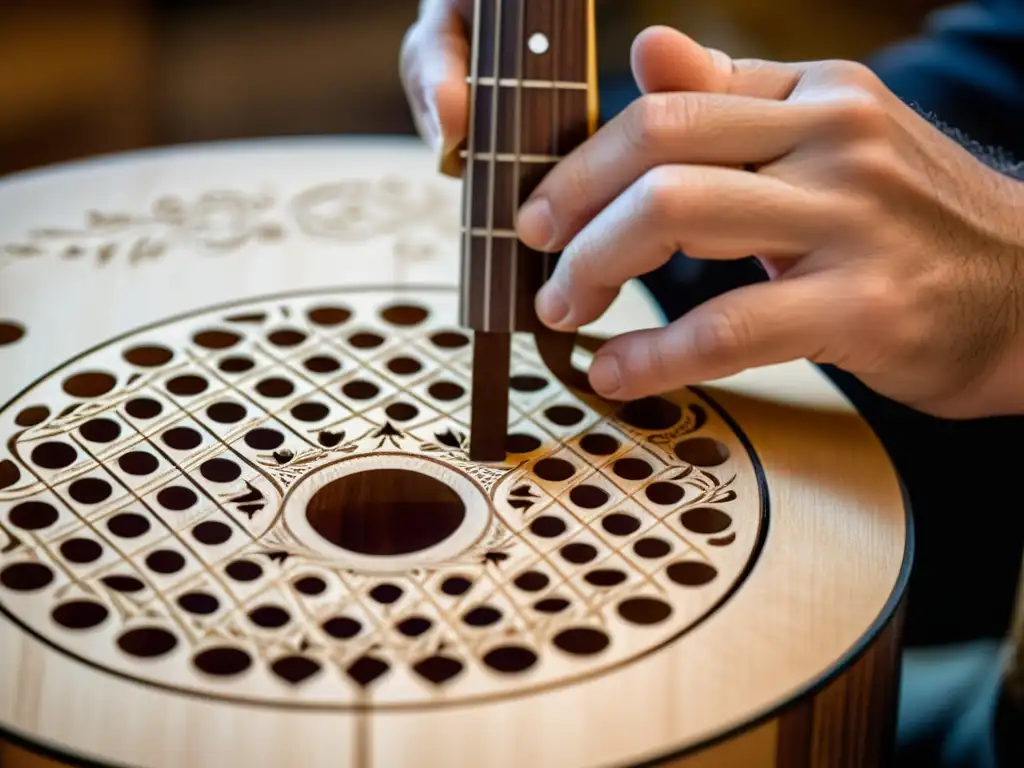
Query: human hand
400 0 473 159
517 27 1024 419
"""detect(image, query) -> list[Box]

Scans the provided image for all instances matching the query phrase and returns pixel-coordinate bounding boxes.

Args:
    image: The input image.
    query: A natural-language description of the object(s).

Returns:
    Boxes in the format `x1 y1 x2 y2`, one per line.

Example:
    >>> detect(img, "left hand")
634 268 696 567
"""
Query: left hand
517 27 1024 419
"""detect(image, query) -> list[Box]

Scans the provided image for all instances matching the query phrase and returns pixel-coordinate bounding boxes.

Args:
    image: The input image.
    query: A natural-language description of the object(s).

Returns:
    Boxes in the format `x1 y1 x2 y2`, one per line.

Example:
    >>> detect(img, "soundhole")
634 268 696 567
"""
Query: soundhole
305 469 465 556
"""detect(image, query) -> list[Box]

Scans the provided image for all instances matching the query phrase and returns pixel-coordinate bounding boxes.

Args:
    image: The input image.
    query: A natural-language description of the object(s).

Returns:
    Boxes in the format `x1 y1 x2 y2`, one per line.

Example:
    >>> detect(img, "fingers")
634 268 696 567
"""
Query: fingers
400 0 474 152
516 92 842 252
631 26 803 100
586 275 845 399
534 164 845 330
631 26 732 94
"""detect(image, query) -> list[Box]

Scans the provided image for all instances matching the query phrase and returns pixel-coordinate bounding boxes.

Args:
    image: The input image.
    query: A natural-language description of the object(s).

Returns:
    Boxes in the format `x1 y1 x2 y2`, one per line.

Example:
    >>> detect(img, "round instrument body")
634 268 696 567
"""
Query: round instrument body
0 138 910 768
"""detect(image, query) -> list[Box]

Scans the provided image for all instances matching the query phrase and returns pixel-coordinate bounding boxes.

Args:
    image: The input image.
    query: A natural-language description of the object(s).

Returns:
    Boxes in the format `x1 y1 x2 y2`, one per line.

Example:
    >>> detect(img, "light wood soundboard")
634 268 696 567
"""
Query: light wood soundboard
0 137 910 767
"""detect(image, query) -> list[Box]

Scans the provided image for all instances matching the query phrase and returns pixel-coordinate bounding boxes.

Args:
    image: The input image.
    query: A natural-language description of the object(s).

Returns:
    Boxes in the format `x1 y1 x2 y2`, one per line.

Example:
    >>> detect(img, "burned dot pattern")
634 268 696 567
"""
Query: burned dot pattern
0 321 26 347
118 451 158 476
0 289 760 710
15 406 50 428
123 345 173 368
79 418 121 444
125 397 162 420
31 441 77 470
218 356 255 374
10 501 59 531
63 372 116 398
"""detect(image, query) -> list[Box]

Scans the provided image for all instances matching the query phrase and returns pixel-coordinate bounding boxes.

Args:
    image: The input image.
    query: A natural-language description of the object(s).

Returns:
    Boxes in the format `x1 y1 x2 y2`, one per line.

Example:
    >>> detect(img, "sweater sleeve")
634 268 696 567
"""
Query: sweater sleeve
867 0 1024 157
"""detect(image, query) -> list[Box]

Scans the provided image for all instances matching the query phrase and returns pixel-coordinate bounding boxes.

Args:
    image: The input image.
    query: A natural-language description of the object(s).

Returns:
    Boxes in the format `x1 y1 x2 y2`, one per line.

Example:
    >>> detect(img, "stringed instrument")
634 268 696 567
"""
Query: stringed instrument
0 2 910 766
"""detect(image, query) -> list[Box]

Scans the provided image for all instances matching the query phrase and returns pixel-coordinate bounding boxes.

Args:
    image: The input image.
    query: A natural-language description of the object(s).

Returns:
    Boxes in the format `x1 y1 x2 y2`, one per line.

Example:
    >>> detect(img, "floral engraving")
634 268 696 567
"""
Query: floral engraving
1 177 457 272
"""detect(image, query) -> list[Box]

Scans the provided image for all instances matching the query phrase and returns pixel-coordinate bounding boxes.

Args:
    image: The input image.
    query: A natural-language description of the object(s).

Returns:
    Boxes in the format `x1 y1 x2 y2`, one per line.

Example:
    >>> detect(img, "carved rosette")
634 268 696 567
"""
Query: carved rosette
0 289 763 708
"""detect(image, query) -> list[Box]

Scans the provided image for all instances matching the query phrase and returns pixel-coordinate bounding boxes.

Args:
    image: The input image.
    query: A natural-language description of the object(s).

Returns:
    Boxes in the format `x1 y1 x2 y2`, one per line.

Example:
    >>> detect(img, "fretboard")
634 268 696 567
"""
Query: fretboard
459 0 596 334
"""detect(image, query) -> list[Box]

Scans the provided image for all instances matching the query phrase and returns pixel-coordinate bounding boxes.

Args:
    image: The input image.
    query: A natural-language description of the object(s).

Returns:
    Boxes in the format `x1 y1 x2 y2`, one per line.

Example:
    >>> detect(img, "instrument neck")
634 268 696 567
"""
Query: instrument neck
458 0 598 333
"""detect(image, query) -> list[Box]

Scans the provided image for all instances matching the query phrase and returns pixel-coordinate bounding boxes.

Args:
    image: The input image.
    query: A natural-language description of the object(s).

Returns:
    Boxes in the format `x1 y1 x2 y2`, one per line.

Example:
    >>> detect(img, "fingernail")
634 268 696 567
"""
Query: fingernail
536 283 571 328
517 197 555 250
589 354 622 396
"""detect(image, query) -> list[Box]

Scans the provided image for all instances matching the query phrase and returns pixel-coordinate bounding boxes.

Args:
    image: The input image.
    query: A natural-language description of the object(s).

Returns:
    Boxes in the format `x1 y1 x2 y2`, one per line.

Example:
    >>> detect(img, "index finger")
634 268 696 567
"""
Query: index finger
515 92 835 252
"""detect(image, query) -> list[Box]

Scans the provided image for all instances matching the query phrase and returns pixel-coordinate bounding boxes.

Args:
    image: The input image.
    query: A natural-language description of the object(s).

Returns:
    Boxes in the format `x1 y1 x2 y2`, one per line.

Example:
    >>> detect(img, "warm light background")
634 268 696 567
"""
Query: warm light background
0 0 954 176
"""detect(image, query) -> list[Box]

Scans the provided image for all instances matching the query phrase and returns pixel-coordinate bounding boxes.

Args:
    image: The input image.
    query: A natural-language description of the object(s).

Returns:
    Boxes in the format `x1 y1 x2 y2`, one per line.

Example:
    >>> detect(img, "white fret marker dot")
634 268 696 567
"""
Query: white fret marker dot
528 33 549 55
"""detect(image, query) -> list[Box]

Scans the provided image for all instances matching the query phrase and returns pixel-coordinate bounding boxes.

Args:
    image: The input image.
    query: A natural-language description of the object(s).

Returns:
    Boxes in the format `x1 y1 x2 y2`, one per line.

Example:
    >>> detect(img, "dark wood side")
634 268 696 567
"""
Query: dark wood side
775 700 813 768
0 741 74 768
660 598 907 768
775 599 906 768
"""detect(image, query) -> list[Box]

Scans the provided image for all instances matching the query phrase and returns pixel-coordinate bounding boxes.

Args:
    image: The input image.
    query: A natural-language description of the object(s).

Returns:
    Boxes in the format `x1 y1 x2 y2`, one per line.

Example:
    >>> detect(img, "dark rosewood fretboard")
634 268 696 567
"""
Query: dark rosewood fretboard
461 0 593 333
456 0 597 460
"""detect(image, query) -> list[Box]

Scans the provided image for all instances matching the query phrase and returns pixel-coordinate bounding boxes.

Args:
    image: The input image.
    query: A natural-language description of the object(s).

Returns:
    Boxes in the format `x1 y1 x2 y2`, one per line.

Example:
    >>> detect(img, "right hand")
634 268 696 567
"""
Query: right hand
400 0 474 156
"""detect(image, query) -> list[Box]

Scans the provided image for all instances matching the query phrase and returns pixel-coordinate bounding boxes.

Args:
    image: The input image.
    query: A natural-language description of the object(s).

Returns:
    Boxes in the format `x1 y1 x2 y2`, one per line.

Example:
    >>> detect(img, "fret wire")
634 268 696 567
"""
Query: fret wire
511 0 526 330
461 151 561 163
461 0 483 328
468 76 587 89
483 0 505 332
462 228 516 237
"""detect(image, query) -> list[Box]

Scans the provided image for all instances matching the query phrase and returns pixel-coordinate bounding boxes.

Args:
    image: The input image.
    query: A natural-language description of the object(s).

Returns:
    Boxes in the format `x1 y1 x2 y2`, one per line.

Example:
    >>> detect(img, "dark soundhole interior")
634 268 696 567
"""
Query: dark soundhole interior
306 469 465 556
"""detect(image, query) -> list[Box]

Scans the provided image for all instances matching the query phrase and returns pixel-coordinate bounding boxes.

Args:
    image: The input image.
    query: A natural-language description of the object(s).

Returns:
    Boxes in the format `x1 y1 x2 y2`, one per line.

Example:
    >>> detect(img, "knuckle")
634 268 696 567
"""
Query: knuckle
845 271 937 367
691 311 748 364
852 273 906 328
819 59 883 91
563 155 595 207
637 167 683 221
805 62 890 139
854 272 899 307
642 333 675 384
559 246 594 291
626 94 688 149
821 89 890 138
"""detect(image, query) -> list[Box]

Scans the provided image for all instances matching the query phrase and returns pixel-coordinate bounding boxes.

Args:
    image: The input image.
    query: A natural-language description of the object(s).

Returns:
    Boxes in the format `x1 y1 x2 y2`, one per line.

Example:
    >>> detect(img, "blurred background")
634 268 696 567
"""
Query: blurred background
0 0 956 177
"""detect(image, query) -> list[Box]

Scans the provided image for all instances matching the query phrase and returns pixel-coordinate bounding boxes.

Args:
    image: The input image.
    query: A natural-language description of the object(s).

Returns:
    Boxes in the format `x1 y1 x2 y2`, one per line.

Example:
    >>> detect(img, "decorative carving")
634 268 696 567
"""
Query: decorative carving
0 288 763 709
291 177 456 242
2 192 279 269
0 178 458 273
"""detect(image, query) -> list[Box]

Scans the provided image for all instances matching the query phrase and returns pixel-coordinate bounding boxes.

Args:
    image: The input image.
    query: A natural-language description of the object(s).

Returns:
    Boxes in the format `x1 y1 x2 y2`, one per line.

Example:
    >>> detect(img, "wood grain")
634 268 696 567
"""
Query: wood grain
0 138 909 768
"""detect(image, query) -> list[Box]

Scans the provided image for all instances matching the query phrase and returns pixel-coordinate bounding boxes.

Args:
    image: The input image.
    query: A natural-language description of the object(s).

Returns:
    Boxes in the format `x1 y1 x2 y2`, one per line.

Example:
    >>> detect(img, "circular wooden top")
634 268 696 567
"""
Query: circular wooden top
0 138 910 768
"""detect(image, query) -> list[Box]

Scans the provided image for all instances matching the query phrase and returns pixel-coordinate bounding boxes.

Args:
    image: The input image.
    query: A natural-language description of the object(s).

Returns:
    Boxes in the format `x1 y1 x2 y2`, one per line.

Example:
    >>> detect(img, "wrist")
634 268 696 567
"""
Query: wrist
980 197 1024 416
977 331 1024 416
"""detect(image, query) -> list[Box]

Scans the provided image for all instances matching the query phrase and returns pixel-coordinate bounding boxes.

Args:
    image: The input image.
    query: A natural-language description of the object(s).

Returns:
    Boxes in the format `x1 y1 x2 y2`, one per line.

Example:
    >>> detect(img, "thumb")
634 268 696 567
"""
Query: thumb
400 0 473 156
631 26 802 100
587 275 844 399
